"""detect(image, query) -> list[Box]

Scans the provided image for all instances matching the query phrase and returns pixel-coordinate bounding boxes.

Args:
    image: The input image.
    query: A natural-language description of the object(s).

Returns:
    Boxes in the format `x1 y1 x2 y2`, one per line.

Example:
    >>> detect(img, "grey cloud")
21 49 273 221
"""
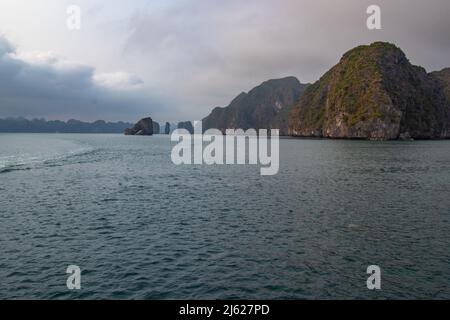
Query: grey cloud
0 35 169 122
123 0 450 120
0 36 14 55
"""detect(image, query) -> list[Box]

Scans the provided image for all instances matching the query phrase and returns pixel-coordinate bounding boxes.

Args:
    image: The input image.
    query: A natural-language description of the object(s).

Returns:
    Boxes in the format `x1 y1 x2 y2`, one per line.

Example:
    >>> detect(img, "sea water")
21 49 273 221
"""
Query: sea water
0 133 449 299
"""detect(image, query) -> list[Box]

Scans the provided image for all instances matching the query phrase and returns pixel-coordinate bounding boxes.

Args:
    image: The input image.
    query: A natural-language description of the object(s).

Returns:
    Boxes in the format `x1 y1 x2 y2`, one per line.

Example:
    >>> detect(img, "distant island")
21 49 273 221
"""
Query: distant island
124 119 194 135
0 117 181 135
0 118 135 134
124 117 155 136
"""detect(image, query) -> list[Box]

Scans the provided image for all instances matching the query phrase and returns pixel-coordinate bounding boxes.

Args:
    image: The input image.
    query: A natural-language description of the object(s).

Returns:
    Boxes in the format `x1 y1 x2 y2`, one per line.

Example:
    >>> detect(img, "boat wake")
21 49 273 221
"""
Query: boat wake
0 146 97 174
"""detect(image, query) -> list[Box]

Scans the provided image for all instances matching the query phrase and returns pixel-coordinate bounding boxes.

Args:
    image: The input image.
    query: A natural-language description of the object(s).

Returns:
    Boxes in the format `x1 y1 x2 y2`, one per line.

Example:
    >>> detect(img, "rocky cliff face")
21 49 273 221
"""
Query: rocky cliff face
289 42 450 140
124 117 154 135
202 77 308 135
431 68 450 101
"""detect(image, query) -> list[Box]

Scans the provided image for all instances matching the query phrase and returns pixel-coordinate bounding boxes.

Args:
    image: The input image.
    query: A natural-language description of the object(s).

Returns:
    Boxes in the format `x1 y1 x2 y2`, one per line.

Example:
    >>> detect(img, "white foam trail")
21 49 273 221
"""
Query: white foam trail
0 136 95 174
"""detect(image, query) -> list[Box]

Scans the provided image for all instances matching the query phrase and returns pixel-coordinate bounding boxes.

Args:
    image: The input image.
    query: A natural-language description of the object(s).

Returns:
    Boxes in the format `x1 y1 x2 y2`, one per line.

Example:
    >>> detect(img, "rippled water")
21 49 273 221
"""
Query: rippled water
0 133 449 299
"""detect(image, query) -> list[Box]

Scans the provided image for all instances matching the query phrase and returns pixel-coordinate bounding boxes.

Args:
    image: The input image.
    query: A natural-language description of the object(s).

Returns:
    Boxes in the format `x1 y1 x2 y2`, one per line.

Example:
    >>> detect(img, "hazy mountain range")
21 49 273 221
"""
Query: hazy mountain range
202 77 308 136
0 118 133 134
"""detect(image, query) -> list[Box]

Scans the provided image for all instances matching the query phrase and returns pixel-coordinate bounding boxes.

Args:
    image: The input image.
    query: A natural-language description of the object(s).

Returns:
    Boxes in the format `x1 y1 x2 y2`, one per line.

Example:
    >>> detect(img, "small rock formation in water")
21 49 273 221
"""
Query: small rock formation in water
177 121 194 134
152 121 160 134
165 122 171 134
124 117 154 135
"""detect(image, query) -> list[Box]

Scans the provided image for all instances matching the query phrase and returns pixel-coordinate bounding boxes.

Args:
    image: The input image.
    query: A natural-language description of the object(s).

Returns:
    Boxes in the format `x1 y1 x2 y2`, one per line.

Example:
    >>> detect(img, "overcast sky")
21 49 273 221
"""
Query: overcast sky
0 0 449 122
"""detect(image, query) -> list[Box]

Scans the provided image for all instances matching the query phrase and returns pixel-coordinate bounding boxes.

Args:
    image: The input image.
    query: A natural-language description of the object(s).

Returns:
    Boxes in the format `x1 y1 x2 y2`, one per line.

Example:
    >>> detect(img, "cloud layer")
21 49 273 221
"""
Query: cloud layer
0 35 163 121
0 0 449 121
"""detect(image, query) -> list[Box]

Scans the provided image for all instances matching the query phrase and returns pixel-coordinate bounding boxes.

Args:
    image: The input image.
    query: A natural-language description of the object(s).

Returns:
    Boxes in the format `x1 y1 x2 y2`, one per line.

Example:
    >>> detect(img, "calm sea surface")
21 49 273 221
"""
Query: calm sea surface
0 133 449 299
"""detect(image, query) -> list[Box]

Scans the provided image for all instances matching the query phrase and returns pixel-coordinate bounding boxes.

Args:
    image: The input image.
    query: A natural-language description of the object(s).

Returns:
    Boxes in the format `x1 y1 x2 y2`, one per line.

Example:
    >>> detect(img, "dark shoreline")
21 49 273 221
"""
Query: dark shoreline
2 131 450 142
